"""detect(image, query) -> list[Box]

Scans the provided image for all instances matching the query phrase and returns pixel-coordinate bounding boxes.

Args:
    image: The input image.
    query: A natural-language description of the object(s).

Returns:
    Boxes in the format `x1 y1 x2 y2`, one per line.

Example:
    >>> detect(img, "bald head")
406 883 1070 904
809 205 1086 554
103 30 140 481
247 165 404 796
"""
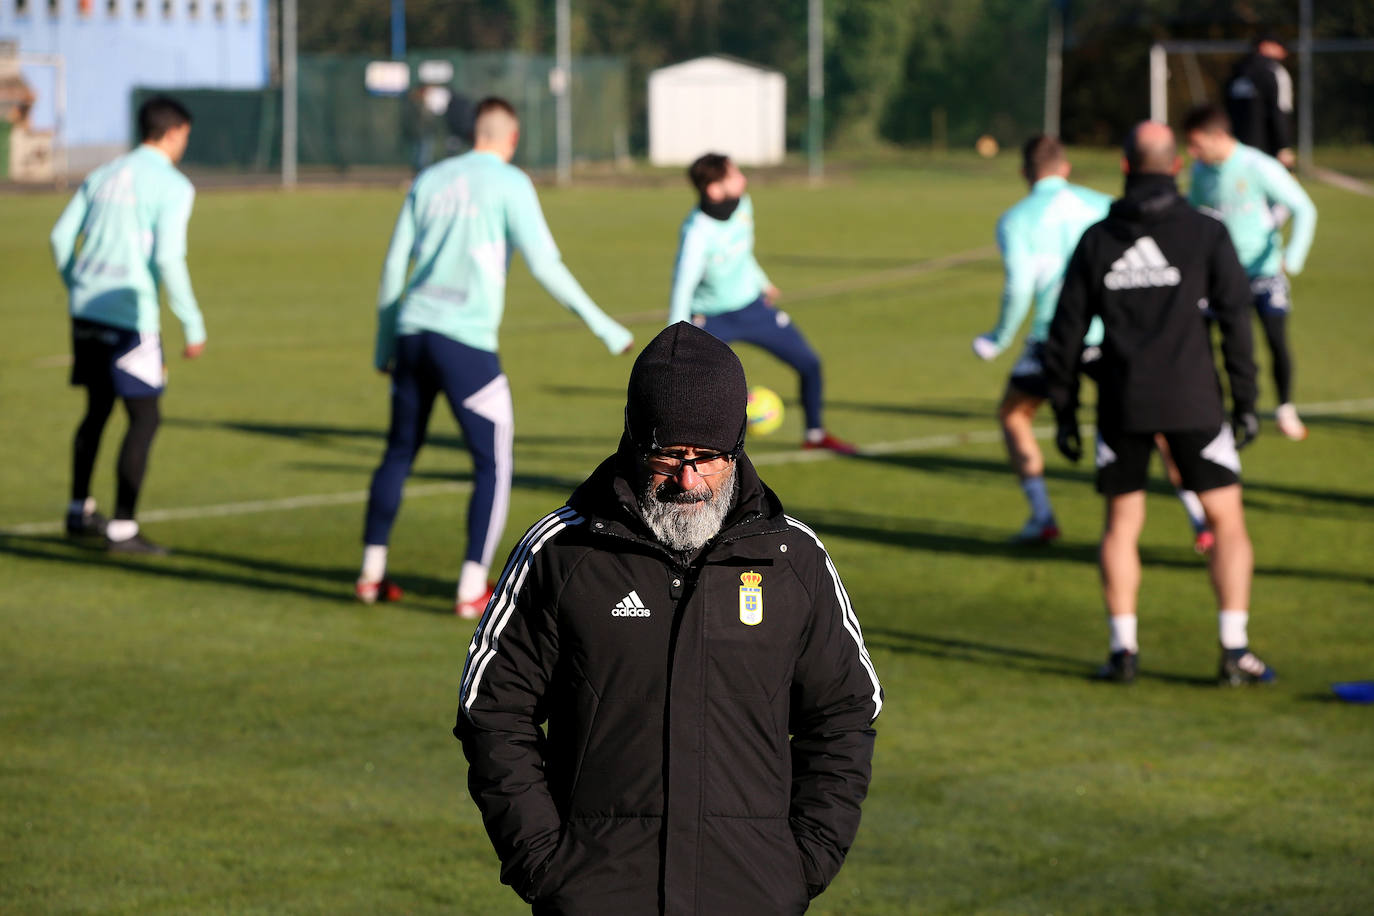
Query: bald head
473 97 520 161
1123 121 1179 175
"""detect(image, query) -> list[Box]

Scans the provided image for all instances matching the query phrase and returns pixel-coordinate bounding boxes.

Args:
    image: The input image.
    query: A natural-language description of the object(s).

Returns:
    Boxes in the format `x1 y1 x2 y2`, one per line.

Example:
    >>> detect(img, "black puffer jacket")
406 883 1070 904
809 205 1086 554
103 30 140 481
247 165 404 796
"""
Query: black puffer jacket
1045 174 1257 433
454 439 882 915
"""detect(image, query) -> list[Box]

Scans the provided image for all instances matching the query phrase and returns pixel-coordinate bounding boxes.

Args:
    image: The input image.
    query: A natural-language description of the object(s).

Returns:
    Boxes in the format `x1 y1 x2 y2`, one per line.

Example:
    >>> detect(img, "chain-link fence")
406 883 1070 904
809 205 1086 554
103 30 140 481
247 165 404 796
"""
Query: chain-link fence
134 50 627 174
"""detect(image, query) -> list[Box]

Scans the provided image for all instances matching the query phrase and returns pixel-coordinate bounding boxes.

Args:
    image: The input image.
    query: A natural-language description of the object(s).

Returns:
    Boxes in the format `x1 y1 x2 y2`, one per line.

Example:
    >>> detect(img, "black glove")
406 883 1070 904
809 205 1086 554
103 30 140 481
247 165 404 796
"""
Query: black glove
1055 413 1083 463
1232 407 1260 450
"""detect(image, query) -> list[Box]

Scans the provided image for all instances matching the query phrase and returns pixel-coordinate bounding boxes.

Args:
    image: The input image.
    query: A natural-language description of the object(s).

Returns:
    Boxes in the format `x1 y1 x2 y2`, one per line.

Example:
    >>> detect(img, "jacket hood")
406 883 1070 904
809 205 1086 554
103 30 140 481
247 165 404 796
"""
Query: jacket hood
1107 174 1188 231
566 431 787 550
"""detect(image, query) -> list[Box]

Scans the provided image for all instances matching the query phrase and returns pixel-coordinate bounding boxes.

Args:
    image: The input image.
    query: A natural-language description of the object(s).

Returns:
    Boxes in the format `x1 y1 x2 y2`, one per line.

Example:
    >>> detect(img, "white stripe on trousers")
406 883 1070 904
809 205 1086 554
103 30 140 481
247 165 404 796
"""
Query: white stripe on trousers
461 373 515 569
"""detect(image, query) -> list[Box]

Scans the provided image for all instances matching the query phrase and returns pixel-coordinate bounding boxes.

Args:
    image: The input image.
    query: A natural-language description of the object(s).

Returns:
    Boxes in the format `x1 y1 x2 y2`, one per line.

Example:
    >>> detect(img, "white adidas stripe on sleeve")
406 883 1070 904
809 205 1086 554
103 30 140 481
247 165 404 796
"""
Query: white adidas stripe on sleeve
785 516 884 721
459 506 582 719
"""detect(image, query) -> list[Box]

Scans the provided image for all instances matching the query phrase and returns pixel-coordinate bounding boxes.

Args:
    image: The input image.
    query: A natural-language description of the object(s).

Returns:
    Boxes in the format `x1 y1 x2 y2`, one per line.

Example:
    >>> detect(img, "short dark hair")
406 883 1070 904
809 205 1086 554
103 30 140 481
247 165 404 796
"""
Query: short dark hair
474 96 517 121
1123 124 1178 174
1021 134 1065 179
688 153 730 193
1181 104 1231 137
138 95 192 142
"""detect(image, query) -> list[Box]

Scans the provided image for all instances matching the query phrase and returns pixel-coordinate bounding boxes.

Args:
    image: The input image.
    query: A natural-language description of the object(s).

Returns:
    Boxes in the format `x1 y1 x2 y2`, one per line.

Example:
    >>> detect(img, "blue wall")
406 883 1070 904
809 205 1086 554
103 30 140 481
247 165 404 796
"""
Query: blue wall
0 0 268 148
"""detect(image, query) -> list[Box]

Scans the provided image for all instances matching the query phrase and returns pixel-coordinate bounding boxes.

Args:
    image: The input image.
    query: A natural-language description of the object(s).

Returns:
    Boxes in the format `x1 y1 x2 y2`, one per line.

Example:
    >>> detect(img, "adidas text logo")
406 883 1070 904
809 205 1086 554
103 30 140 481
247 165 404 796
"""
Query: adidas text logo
1104 236 1182 290
612 590 652 618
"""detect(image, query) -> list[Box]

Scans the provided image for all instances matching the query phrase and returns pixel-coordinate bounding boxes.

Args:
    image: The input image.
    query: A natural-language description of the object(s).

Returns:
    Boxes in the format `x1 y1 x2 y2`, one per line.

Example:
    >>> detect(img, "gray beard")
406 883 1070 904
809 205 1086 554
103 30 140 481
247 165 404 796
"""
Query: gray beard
639 465 737 552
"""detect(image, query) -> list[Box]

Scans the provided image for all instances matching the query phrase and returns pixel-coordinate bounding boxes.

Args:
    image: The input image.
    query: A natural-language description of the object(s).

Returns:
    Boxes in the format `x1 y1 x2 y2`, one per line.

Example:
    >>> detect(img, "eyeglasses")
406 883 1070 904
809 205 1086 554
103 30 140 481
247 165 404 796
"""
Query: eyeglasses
644 449 735 477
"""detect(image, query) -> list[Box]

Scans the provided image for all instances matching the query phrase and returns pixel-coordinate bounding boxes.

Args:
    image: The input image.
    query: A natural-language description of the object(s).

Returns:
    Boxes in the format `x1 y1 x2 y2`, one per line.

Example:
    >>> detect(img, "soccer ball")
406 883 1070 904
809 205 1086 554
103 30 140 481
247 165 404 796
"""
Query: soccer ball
746 386 784 436
975 134 999 158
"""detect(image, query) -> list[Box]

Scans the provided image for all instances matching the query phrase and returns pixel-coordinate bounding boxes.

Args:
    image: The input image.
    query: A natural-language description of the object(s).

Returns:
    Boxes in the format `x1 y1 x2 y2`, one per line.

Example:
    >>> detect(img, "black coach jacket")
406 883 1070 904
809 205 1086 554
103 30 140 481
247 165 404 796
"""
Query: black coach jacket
1044 174 1257 433
454 439 882 915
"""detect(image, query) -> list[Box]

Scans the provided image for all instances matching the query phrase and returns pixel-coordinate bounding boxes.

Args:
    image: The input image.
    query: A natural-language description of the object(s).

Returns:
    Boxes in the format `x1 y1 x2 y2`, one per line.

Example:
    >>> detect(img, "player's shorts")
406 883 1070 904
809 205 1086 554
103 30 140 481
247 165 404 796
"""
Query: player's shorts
1095 423 1240 496
70 318 165 399
1251 273 1291 316
1007 340 1102 398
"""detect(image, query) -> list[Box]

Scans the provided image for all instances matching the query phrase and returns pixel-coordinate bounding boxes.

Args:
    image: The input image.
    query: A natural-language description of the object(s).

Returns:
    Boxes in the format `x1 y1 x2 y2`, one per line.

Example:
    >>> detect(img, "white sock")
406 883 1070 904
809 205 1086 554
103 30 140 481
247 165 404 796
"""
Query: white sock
457 561 490 603
69 497 95 517
360 545 388 583
1176 489 1207 534
1219 609 1249 650
105 519 139 542
805 428 825 444
1021 476 1053 522
1108 614 1139 654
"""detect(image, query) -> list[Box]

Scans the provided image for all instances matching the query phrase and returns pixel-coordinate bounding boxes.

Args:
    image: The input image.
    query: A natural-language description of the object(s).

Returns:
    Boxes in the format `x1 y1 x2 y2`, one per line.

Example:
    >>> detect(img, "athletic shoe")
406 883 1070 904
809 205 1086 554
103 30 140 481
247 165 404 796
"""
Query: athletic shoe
1011 516 1060 545
456 583 496 620
802 432 859 456
1193 529 1216 555
105 532 170 556
355 577 403 605
1218 647 1277 686
65 509 108 538
1095 650 1138 684
1275 403 1308 441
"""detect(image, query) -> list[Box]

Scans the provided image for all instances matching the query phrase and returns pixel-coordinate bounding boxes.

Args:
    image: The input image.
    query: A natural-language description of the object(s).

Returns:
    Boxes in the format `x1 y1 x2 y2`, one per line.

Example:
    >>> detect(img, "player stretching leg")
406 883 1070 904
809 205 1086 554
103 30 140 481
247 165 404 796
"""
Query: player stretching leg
359 98 633 616
1184 105 1317 442
670 154 856 455
974 136 1209 545
50 96 207 555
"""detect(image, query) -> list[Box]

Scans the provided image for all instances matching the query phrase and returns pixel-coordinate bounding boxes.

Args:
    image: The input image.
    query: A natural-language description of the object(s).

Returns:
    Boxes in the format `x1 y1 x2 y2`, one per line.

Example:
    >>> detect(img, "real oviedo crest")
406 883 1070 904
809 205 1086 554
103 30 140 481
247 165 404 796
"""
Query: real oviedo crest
739 571 763 626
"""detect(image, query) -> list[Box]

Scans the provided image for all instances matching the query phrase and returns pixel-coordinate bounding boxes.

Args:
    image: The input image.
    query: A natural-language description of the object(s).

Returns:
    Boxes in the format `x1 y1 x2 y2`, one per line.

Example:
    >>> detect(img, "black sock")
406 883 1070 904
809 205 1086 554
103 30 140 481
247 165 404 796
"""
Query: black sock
115 396 161 520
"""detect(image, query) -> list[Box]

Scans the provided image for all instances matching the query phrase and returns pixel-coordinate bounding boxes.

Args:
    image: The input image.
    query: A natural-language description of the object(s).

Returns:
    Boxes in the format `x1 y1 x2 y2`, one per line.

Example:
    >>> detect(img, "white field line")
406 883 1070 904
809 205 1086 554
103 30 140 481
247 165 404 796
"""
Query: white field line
26 246 999 369
1311 166 1374 198
5 397 1372 538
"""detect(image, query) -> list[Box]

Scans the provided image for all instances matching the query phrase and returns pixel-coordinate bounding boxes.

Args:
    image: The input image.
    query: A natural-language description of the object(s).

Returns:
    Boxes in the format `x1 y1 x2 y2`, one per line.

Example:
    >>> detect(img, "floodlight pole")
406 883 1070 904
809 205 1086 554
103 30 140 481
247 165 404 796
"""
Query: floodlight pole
391 0 406 60
282 0 297 188
1297 0 1313 173
807 0 823 182
1044 0 1063 137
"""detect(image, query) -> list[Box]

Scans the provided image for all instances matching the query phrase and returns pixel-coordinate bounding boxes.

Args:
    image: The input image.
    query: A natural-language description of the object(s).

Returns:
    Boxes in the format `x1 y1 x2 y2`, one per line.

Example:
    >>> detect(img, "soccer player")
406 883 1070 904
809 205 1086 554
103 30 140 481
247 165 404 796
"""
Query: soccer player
49 95 206 556
1044 121 1274 686
973 135 1211 547
359 96 634 617
1225 37 1296 169
669 153 856 454
1184 104 1317 441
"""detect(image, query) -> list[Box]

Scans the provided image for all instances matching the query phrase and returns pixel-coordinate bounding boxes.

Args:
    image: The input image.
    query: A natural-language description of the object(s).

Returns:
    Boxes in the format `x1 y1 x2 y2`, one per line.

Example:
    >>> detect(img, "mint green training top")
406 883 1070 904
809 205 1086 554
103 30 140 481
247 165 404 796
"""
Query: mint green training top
668 194 772 325
376 150 631 368
49 145 205 345
991 176 1111 349
1187 142 1317 278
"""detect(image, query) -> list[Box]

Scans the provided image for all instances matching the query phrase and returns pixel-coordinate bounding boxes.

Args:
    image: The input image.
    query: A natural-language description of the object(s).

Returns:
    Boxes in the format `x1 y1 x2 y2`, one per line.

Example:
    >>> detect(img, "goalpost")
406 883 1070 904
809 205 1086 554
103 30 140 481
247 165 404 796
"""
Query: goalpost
1149 34 1374 183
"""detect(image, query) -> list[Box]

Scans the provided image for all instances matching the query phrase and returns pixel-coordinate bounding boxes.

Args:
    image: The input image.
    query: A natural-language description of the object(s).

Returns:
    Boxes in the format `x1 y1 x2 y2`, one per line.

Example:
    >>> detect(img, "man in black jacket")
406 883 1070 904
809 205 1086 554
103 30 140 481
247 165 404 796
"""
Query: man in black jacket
1043 121 1276 687
1225 37 1296 169
454 322 882 915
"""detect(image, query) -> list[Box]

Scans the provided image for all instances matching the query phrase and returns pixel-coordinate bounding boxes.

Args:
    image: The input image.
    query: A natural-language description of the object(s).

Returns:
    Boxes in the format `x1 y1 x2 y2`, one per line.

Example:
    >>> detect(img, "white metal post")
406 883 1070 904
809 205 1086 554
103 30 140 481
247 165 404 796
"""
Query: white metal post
1148 43 1168 123
1298 0 1313 172
282 0 297 187
555 0 571 185
807 0 823 181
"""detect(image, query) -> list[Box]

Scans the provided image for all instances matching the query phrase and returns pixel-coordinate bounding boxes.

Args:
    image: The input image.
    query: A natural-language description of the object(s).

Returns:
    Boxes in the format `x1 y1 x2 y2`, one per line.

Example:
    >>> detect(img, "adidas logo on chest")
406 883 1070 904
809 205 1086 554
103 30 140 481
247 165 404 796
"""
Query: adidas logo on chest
612 590 652 618
1104 236 1182 290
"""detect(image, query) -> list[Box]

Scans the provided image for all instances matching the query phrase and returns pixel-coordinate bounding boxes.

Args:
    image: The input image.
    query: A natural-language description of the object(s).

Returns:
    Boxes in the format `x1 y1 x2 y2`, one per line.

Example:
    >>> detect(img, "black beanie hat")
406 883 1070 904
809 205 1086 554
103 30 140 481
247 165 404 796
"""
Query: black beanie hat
625 322 748 454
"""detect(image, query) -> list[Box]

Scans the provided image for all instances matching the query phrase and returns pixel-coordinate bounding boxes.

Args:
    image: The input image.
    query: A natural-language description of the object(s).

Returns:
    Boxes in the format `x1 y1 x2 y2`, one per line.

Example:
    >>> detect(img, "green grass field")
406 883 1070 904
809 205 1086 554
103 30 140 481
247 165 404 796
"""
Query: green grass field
3 152 1372 915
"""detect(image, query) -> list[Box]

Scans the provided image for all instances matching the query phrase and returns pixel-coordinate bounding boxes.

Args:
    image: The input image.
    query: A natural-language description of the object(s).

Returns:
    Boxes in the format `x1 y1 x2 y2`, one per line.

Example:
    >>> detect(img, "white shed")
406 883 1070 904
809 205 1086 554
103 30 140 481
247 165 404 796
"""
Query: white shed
648 56 786 167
